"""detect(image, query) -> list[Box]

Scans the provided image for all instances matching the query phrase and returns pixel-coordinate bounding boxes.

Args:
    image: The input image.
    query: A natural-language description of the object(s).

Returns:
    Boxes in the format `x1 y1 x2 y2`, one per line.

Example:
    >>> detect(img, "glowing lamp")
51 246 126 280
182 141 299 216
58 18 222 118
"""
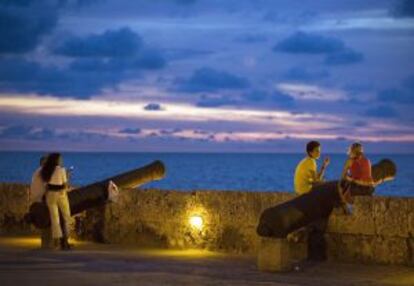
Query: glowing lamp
189 215 203 230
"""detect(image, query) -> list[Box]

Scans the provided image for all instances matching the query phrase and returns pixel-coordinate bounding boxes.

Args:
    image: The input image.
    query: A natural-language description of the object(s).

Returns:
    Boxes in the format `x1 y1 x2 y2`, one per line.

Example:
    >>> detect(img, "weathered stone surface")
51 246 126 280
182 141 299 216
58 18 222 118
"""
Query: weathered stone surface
326 233 410 265
328 197 375 236
373 197 410 238
0 183 32 234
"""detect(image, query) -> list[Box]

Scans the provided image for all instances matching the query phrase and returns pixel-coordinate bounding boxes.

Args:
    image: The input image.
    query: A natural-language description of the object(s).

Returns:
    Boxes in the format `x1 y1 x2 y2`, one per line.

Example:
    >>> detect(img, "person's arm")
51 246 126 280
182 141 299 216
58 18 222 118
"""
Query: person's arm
61 167 69 188
316 157 330 182
341 158 352 180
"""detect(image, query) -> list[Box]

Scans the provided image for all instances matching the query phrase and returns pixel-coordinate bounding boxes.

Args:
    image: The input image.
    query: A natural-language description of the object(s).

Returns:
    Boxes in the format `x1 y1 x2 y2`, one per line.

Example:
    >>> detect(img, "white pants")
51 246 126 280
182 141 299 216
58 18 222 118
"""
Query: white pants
46 191 71 239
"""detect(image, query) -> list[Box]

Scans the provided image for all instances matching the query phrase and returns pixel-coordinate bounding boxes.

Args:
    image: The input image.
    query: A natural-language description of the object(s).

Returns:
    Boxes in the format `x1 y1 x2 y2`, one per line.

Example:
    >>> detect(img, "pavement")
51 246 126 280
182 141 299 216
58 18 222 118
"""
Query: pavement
0 236 413 286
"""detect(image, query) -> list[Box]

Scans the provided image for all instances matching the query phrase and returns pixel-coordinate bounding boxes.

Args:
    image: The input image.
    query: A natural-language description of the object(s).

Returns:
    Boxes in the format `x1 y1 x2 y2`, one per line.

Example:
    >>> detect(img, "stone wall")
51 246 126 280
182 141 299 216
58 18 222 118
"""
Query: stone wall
1 183 413 266
0 183 33 235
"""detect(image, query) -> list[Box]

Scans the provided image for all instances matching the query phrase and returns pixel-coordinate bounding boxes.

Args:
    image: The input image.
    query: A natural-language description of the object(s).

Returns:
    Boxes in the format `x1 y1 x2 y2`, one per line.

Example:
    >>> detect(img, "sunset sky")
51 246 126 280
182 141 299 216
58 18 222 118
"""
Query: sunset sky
0 0 414 153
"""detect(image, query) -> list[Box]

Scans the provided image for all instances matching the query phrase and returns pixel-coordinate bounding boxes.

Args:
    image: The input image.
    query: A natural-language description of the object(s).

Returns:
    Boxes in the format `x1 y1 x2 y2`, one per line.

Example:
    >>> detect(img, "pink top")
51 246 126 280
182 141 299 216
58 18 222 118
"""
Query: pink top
349 156 372 182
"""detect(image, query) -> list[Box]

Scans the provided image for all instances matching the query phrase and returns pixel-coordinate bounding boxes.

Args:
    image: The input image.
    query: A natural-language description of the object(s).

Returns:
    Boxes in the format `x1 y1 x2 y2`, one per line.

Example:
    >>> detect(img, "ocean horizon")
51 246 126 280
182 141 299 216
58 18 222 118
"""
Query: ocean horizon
0 151 412 197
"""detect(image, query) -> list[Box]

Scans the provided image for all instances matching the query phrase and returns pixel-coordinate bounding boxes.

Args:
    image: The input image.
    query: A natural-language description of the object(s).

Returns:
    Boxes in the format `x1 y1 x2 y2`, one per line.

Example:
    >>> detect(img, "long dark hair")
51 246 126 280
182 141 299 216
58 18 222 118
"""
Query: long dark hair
40 153 62 183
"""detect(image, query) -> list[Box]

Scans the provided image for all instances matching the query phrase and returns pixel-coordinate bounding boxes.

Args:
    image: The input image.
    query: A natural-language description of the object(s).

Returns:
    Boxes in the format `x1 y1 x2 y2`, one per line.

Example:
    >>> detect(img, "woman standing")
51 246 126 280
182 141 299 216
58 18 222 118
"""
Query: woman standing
40 153 72 250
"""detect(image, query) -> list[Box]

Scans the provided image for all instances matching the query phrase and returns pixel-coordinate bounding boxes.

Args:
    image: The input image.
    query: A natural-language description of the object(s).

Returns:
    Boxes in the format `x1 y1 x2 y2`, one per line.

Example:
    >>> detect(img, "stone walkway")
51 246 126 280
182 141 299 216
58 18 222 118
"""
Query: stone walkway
0 236 413 286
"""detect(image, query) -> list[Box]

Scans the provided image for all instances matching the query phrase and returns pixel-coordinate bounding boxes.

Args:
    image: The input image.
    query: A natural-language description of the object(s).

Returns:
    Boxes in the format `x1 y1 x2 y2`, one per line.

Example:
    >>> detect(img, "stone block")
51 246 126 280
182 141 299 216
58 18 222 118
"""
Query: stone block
257 238 292 272
327 197 375 235
373 197 410 237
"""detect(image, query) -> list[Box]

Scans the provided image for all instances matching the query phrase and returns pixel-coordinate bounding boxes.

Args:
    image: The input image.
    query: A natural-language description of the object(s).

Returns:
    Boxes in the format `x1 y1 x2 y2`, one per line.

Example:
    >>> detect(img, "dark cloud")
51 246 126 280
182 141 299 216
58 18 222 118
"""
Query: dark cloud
274 32 363 66
119 128 141 134
377 88 414 104
144 103 163 111
282 66 330 81
0 125 34 138
274 32 345 54
69 49 165 72
196 95 237 107
364 105 398 118
353 121 368 127
391 0 414 18
242 90 295 108
159 128 182 135
403 75 414 90
377 76 414 104
234 34 268 44
324 48 363 65
54 28 143 58
0 124 108 141
174 0 197 5
164 49 214 61
0 27 166 98
178 67 249 92
0 2 58 54
270 91 295 108
244 90 267 102
0 125 55 141
0 58 125 98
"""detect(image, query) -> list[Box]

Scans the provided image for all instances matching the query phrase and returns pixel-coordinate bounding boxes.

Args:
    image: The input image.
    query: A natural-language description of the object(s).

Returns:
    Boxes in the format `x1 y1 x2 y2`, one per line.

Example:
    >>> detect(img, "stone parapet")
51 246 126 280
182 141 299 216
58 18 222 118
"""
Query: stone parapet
1 183 413 266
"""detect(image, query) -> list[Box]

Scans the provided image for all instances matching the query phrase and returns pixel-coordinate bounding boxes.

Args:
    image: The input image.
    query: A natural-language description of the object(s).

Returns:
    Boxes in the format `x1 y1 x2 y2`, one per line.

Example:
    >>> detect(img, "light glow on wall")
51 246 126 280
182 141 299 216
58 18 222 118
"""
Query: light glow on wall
189 215 204 230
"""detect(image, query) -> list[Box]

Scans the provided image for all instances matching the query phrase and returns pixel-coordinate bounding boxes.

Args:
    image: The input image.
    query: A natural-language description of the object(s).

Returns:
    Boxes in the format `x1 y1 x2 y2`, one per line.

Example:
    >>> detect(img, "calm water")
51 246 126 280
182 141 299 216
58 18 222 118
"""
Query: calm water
0 152 412 197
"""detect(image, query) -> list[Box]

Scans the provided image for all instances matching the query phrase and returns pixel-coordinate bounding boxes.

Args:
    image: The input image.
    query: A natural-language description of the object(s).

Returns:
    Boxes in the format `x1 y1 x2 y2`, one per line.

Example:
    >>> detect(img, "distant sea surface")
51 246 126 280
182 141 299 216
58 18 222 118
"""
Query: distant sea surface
0 152 412 197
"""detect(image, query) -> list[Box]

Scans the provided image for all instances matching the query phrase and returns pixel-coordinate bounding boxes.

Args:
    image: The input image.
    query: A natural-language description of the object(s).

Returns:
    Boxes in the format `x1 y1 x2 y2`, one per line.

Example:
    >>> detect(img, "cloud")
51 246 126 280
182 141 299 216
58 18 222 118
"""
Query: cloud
364 105 398 118
0 125 34 138
119 128 141 134
377 88 414 104
274 32 345 54
273 32 363 66
54 28 143 58
0 124 108 141
0 125 56 141
178 67 249 92
0 28 166 98
242 89 295 107
69 49 165 72
403 75 414 90
0 58 125 98
391 0 414 18
0 2 59 54
270 91 295 108
324 48 363 65
196 95 237 108
243 90 268 102
234 34 268 44
377 77 414 104
174 0 197 5
144 103 163 111
277 83 346 101
282 67 330 81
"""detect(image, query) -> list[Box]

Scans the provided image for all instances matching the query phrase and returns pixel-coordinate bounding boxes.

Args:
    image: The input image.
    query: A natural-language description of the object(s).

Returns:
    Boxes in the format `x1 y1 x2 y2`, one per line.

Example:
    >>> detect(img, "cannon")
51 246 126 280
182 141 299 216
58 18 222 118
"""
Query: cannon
25 160 166 229
256 159 396 238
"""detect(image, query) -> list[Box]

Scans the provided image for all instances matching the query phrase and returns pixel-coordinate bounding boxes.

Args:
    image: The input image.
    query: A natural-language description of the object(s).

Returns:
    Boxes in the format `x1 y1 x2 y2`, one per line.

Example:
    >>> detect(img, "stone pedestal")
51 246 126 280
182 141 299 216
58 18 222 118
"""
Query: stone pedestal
257 238 291 272
41 227 53 249
257 237 308 272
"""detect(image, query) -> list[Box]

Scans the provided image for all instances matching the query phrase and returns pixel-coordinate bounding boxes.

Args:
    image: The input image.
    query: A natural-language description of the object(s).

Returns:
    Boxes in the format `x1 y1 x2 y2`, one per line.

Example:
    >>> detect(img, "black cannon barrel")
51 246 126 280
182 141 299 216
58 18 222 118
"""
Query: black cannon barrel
26 160 166 229
256 158 396 238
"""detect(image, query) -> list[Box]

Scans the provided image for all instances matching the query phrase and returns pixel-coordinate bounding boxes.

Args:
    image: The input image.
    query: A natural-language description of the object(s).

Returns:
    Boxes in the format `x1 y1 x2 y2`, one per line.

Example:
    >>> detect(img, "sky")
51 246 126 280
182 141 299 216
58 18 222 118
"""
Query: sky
0 0 414 153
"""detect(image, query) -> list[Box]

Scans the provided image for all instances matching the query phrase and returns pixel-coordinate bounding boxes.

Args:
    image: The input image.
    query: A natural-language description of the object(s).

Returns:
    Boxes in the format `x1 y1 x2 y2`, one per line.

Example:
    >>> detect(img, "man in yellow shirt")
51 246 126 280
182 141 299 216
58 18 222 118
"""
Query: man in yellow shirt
294 141 330 195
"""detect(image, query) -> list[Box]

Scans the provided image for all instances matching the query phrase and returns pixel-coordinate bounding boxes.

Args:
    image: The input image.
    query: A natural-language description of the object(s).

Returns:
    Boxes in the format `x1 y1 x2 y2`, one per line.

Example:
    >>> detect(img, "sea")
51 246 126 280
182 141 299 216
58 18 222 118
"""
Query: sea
0 152 412 197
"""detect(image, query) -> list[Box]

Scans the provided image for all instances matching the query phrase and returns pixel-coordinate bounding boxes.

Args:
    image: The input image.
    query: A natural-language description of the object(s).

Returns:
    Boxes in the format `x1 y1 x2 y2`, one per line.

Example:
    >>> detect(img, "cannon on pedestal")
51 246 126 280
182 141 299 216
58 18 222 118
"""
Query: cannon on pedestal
25 160 166 229
257 159 396 238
